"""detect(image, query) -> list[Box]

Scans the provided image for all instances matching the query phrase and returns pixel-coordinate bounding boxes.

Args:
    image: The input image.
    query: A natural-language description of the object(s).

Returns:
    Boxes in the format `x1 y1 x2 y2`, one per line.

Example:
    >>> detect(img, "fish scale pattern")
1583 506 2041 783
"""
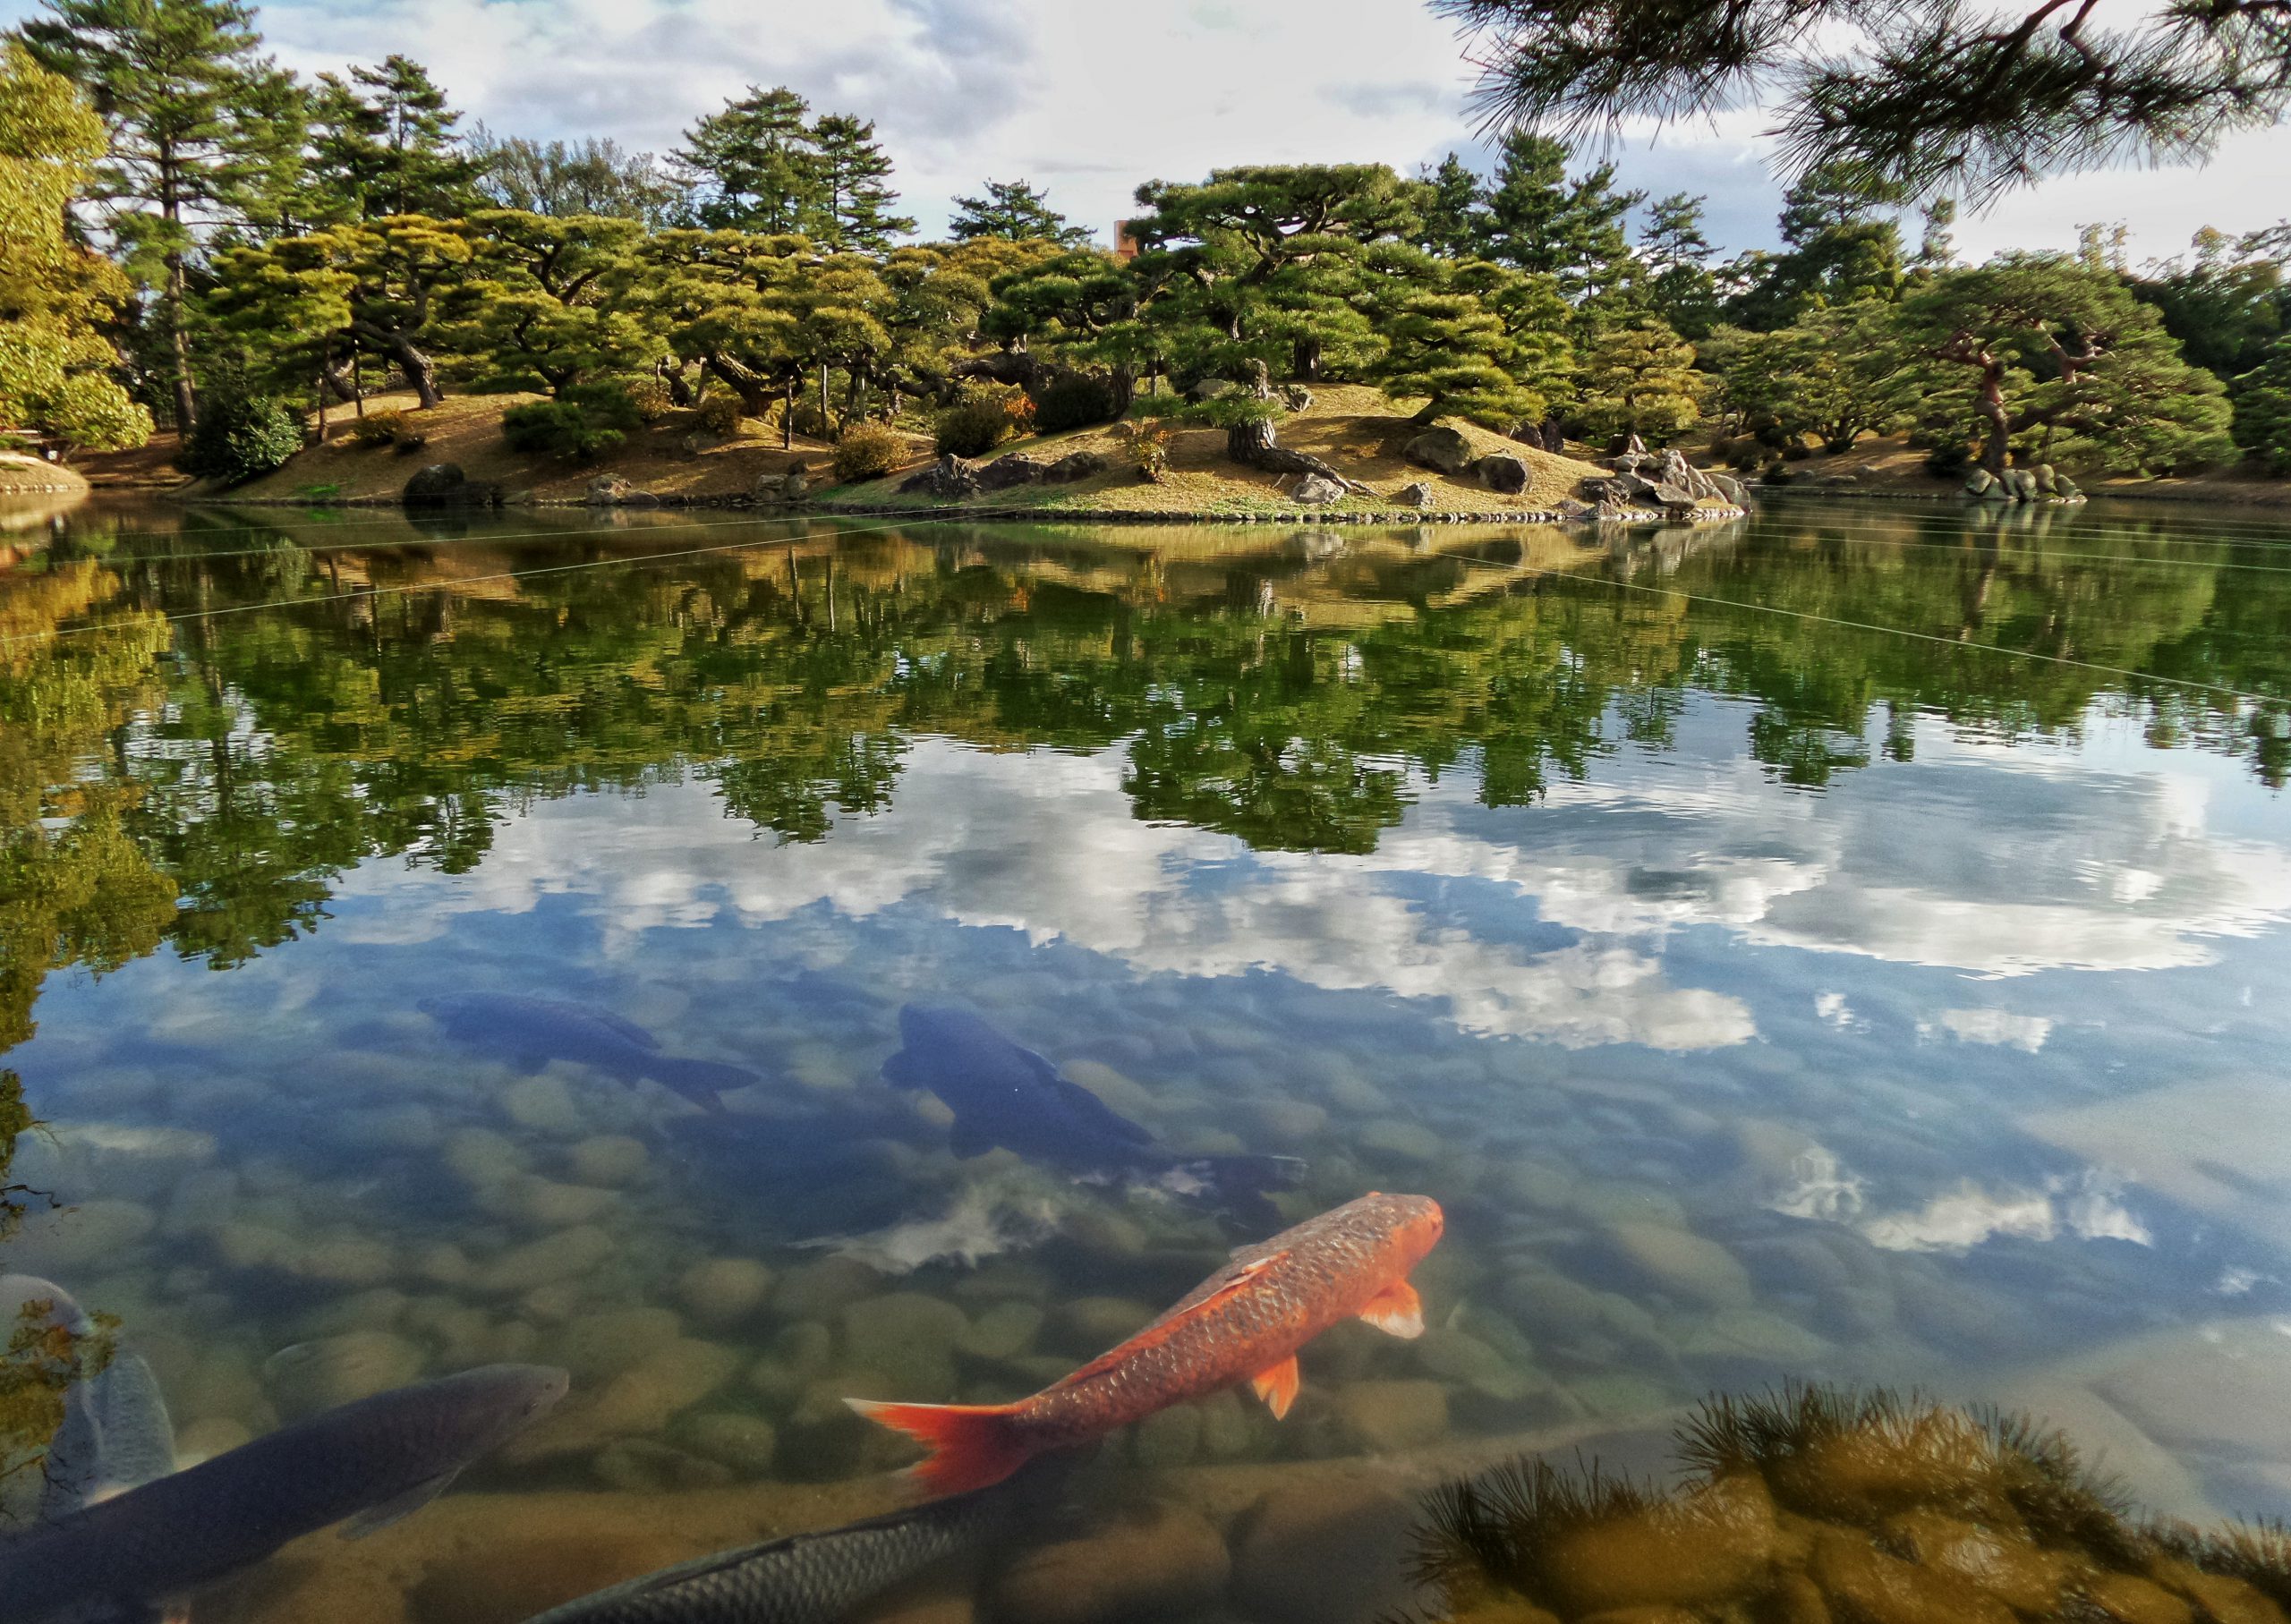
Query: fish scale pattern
1018 1193 1439 1448
522 1486 1011 1622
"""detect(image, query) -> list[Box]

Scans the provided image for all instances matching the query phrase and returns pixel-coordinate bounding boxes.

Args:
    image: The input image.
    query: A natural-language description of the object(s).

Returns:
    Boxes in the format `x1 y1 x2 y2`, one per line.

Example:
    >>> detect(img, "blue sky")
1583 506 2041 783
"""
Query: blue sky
6 0 2287 264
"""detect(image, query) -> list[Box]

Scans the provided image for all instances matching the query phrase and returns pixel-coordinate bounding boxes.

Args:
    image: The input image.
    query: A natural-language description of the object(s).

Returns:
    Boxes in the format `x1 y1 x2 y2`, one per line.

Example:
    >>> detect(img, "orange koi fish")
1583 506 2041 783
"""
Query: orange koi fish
848 1191 1444 1495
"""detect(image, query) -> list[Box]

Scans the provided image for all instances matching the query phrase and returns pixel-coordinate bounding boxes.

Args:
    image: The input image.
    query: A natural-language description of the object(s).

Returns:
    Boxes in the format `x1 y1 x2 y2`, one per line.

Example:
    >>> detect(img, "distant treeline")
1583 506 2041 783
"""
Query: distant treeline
2 0 2287 483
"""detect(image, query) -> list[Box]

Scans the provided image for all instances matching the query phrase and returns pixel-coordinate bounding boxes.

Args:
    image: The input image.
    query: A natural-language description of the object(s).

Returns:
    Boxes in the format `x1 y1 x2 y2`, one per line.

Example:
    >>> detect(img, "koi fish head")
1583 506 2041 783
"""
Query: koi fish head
1361 1191 1445 1269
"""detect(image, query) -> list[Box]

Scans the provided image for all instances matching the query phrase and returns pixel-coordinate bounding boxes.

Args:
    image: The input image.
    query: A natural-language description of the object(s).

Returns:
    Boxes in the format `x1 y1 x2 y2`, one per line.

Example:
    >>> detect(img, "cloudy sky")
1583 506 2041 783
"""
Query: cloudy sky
7 0 2289 262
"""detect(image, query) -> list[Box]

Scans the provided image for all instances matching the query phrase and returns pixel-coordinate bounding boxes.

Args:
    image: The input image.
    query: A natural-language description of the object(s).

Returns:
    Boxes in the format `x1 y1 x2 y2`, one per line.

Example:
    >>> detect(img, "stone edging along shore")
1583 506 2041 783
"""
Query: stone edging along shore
183 490 1750 526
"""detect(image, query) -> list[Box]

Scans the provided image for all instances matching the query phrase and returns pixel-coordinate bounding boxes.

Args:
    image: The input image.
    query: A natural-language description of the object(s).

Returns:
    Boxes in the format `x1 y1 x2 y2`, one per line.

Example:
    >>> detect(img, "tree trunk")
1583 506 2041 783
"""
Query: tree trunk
783 379 795 450
383 336 444 409
1225 416 1367 490
656 357 696 408
702 354 772 417
818 361 831 437
1109 362 1136 419
1977 364 2011 475
166 254 199 433
315 342 328 442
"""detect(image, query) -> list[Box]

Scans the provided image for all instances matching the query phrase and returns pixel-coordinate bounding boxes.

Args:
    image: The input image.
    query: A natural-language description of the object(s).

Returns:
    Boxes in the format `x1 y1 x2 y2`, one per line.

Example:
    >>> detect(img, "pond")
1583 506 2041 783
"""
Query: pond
2 494 2288 1623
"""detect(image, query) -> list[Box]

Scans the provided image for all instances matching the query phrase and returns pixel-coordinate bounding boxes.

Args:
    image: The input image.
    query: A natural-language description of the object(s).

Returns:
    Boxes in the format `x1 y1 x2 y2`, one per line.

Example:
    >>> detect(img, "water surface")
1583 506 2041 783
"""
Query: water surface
4 495 2288 1621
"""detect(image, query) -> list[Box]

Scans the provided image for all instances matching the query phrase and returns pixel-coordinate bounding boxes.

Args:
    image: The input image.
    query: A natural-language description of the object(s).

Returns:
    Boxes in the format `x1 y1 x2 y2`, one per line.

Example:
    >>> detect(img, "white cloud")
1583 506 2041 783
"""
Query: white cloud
1921 1008 2055 1052
4 0 2277 255
332 737 1757 1050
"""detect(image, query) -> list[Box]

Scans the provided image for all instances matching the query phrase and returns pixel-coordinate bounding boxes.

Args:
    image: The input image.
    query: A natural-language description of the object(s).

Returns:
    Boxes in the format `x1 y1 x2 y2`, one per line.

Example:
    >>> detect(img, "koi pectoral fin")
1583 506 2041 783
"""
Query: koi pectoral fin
1358 1279 1424 1339
1250 1355 1300 1420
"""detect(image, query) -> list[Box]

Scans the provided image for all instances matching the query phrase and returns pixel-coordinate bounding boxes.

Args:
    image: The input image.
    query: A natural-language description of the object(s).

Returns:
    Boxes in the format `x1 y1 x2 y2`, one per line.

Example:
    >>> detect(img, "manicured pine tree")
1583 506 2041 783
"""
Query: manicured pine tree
21 0 292 430
1726 162 1905 330
1576 316 1707 446
949 178 1094 246
810 114 915 252
673 86 822 234
2232 337 2291 474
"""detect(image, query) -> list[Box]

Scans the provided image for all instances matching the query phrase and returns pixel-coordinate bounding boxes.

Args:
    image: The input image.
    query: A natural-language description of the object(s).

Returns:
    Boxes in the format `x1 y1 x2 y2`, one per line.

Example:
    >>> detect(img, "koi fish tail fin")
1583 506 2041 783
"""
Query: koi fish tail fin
646 1057 756 1112
845 1399 1035 1497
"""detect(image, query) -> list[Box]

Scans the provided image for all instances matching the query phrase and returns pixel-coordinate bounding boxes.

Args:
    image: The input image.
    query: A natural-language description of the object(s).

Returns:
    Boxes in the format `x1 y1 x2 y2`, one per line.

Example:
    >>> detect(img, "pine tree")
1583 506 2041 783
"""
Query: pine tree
1903 254 2235 475
2232 338 2291 474
306 55 481 222
1478 131 1642 320
468 129 677 224
1435 0 2291 204
810 114 915 251
1638 192 1718 338
21 0 289 430
1414 152 1483 259
1575 316 1706 445
1726 163 1905 330
673 86 822 234
1365 249 1564 429
949 179 1093 246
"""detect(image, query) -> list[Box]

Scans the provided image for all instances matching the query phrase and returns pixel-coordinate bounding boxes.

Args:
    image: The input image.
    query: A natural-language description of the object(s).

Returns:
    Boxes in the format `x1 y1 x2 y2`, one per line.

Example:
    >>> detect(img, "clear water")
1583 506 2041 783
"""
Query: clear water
3 496 2288 1622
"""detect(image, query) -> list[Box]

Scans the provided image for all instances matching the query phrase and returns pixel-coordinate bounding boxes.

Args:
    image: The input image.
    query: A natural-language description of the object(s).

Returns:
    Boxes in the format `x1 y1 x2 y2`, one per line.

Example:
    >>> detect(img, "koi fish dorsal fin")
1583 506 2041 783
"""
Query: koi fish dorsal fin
1250 1355 1300 1419
1358 1279 1424 1339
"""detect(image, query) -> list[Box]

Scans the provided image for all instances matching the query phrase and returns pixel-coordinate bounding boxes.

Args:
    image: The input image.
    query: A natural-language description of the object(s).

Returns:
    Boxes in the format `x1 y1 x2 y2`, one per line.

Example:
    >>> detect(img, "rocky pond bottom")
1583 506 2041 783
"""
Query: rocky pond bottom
4 499 2290 1620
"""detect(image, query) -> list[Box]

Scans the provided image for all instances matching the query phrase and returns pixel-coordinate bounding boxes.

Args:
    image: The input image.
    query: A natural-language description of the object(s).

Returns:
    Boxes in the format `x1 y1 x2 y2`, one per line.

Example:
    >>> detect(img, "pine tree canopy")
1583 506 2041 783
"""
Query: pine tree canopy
1434 0 2291 202
950 179 1094 246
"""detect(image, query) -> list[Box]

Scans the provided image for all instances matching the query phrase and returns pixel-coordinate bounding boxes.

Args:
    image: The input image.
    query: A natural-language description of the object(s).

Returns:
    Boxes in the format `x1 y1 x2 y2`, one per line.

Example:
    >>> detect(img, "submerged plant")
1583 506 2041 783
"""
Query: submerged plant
1401 1382 2286 1624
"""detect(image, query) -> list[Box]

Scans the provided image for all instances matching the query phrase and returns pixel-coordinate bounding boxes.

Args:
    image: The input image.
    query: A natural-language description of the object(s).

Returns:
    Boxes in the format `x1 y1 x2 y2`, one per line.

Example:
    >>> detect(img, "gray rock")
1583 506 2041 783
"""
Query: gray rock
2032 463 2058 495
1659 448 1722 499
585 475 629 505
1278 384 1315 412
899 455 979 500
1041 450 1109 484
1650 480 1697 506
1187 378 1239 404
1476 454 1529 494
403 463 502 508
977 455 1048 490
1293 472 1348 505
1708 471 1747 505
1402 426 1474 474
1963 467 1997 496
782 464 808 499
1392 480 1434 509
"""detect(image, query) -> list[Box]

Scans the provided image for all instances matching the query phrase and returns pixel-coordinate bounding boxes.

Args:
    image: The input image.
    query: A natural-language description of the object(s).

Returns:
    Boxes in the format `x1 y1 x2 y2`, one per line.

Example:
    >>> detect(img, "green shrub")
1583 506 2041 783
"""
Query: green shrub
564 380 643 433
180 394 304 486
348 409 426 452
625 376 676 423
933 387 1032 458
694 391 742 437
832 421 907 484
788 398 832 440
1031 373 1115 434
502 402 619 463
1924 440 1973 478
2232 343 2291 475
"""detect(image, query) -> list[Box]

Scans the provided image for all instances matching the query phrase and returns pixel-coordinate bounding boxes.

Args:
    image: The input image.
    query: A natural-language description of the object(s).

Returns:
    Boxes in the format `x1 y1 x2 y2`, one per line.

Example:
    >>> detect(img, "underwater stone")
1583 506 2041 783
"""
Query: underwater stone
1337 1379 1450 1452
261 1331 426 1419
287 1234 399 1286
1232 1480 1417 1624
844 1293 968 1362
1248 1100 1329 1146
1416 1328 1541 1401
1884 1509 2075 1614
1060 1059 1162 1120
771 1255 886 1319
504 1075 589 1135
1197 1390 1255 1458
565 1135 651 1187
444 1126 529 1189
11 1198 156 1271
554 1305 686 1382
332 1102 442 1152
410 1525 697 1624
1358 1120 1444 1165
1062 1206 1148 1260
678 1409 779 1475
2082 1573 2198 1624
475 1225 616 1295
527 1339 741 1458
1606 1221 1754 1308
591 1436 735 1492
676 1258 775 1330
1678 1307 1835 1367
293 1288 408 1338
991 1501 1231 1624
1567 1373 1678 1419
1324 1073 1393 1115
481 1173 618 1231
957 1300 1044 1360
1130 1404 1202 1468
